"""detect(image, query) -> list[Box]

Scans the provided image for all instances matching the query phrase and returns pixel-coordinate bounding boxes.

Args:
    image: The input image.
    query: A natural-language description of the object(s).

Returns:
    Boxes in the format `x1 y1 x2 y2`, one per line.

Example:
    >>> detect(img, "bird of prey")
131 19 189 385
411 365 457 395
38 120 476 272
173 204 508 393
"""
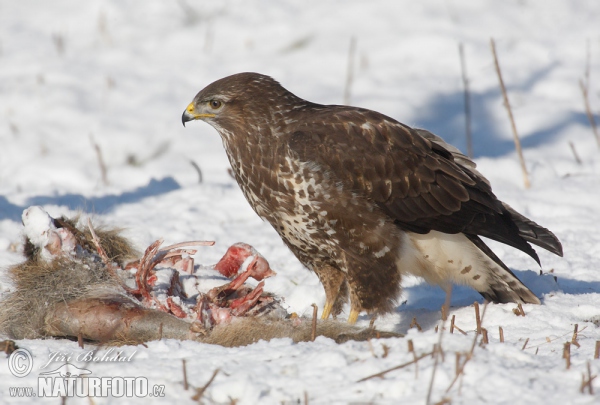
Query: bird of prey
182 72 562 324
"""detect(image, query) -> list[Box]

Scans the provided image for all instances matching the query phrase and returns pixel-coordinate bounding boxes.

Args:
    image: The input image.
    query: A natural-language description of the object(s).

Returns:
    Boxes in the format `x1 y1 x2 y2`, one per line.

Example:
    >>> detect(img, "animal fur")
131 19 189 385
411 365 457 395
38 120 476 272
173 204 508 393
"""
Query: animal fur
0 211 397 347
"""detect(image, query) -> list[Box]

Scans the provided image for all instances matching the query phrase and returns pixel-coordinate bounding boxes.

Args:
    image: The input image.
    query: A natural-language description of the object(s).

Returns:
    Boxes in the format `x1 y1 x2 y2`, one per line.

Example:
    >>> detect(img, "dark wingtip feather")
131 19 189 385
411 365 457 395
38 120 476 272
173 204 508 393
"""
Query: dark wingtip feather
502 203 563 257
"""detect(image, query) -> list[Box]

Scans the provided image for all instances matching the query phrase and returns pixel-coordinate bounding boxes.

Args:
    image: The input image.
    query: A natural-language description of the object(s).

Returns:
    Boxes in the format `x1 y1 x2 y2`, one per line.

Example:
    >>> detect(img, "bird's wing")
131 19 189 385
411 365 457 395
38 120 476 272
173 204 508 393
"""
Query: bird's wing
287 107 542 262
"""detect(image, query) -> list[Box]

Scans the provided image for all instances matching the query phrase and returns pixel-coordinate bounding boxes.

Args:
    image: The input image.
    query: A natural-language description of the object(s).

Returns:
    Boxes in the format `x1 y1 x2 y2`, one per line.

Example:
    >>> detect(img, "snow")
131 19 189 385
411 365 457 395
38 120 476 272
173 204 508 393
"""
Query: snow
1 0 600 403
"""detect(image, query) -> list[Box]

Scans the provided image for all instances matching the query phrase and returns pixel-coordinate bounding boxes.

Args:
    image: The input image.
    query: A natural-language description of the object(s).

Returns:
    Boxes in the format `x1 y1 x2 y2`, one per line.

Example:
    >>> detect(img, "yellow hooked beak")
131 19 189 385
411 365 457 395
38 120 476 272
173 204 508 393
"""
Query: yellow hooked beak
181 102 216 126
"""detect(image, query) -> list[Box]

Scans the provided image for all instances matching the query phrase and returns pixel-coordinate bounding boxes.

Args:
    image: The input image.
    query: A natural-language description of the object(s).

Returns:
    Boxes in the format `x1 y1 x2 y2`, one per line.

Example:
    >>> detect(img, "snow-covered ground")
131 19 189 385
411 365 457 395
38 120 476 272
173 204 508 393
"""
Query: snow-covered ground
1 0 600 403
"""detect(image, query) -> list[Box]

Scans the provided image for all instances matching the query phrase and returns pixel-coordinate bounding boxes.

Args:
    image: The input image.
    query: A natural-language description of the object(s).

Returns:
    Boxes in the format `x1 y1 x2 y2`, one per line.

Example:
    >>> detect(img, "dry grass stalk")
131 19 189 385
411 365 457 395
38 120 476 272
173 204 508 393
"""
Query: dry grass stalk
490 38 530 189
189 160 203 183
450 315 455 334
579 79 600 148
410 317 423 332
408 339 418 378
426 343 442 405
594 341 600 359
192 369 220 402
311 304 318 342
343 37 357 105
474 302 481 334
580 361 596 394
458 43 473 158
90 135 109 186
453 323 467 336
356 351 433 382
445 303 489 394
569 141 583 165
499 326 504 343
563 342 571 370
182 359 189 390
521 338 529 351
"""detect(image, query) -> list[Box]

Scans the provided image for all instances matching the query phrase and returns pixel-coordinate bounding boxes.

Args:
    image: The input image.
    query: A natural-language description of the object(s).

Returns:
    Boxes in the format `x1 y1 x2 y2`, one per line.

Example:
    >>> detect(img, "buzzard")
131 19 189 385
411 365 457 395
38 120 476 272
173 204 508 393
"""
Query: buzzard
182 72 563 324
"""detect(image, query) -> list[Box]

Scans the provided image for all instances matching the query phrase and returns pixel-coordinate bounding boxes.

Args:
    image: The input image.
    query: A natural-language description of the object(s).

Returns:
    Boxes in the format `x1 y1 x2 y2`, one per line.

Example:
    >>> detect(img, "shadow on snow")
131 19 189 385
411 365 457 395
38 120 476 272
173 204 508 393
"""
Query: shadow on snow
0 177 180 222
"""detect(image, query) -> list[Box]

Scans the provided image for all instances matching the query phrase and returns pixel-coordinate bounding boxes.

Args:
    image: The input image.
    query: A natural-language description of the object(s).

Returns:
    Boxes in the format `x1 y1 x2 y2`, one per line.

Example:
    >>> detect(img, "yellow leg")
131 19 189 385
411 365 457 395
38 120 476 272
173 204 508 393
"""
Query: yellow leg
321 301 333 320
347 309 360 325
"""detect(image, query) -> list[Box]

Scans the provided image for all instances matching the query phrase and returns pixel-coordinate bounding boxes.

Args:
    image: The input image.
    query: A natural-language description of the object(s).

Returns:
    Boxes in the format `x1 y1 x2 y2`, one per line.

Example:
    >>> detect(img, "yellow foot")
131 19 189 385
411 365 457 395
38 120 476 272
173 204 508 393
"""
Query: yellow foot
348 310 359 325
321 302 333 320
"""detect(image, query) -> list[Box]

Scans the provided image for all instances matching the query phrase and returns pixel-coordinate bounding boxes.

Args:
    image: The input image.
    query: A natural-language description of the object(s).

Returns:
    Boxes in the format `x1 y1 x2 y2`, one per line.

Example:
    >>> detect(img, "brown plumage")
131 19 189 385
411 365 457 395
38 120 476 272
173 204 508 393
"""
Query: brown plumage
182 72 563 323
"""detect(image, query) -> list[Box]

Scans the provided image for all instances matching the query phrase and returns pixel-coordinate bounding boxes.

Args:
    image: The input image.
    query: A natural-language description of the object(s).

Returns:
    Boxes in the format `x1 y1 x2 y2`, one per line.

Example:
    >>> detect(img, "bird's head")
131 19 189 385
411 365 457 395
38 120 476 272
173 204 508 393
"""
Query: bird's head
182 72 298 133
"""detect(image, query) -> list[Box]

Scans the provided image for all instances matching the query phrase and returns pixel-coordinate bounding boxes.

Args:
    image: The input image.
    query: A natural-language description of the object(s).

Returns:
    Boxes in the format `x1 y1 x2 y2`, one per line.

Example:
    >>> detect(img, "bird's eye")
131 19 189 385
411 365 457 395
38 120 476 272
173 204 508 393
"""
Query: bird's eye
209 100 222 109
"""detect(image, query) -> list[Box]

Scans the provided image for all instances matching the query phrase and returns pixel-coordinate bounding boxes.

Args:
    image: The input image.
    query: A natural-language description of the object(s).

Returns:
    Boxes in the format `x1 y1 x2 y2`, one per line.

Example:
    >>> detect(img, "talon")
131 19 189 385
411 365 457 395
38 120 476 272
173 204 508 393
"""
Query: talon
348 310 360 325
321 301 333 320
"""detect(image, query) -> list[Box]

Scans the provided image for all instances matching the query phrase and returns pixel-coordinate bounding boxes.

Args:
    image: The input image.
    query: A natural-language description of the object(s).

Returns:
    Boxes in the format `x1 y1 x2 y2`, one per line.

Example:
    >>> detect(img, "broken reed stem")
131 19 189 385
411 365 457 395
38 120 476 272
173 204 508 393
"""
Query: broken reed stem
521 338 529 351
78 332 84 349
357 351 433 382
499 326 504 343
410 317 423 332
481 328 489 345
474 302 481 335
563 342 571 370
579 79 600 149
90 134 109 186
513 303 526 317
450 315 455 334
311 304 318 342
459 42 473 158
490 38 530 189
580 361 596 395
594 341 600 359
571 324 580 348
192 369 220 401
182 359 189 390
343 36 357 105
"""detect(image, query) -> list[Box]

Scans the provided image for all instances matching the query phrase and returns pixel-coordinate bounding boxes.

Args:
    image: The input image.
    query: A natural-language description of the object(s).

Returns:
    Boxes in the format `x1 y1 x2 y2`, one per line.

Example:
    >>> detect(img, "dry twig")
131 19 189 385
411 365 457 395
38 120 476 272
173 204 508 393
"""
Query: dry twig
490 38 530 188
459 43 473 158
579 79 600 148
357 351 433 383
343 37 357 105
192 369 220 402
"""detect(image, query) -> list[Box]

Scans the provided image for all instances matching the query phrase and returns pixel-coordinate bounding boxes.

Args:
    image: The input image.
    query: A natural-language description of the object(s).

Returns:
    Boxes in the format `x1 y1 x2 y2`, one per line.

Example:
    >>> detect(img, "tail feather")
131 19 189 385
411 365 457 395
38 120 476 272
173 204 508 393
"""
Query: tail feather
503 203 563 257
466 235 540 304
